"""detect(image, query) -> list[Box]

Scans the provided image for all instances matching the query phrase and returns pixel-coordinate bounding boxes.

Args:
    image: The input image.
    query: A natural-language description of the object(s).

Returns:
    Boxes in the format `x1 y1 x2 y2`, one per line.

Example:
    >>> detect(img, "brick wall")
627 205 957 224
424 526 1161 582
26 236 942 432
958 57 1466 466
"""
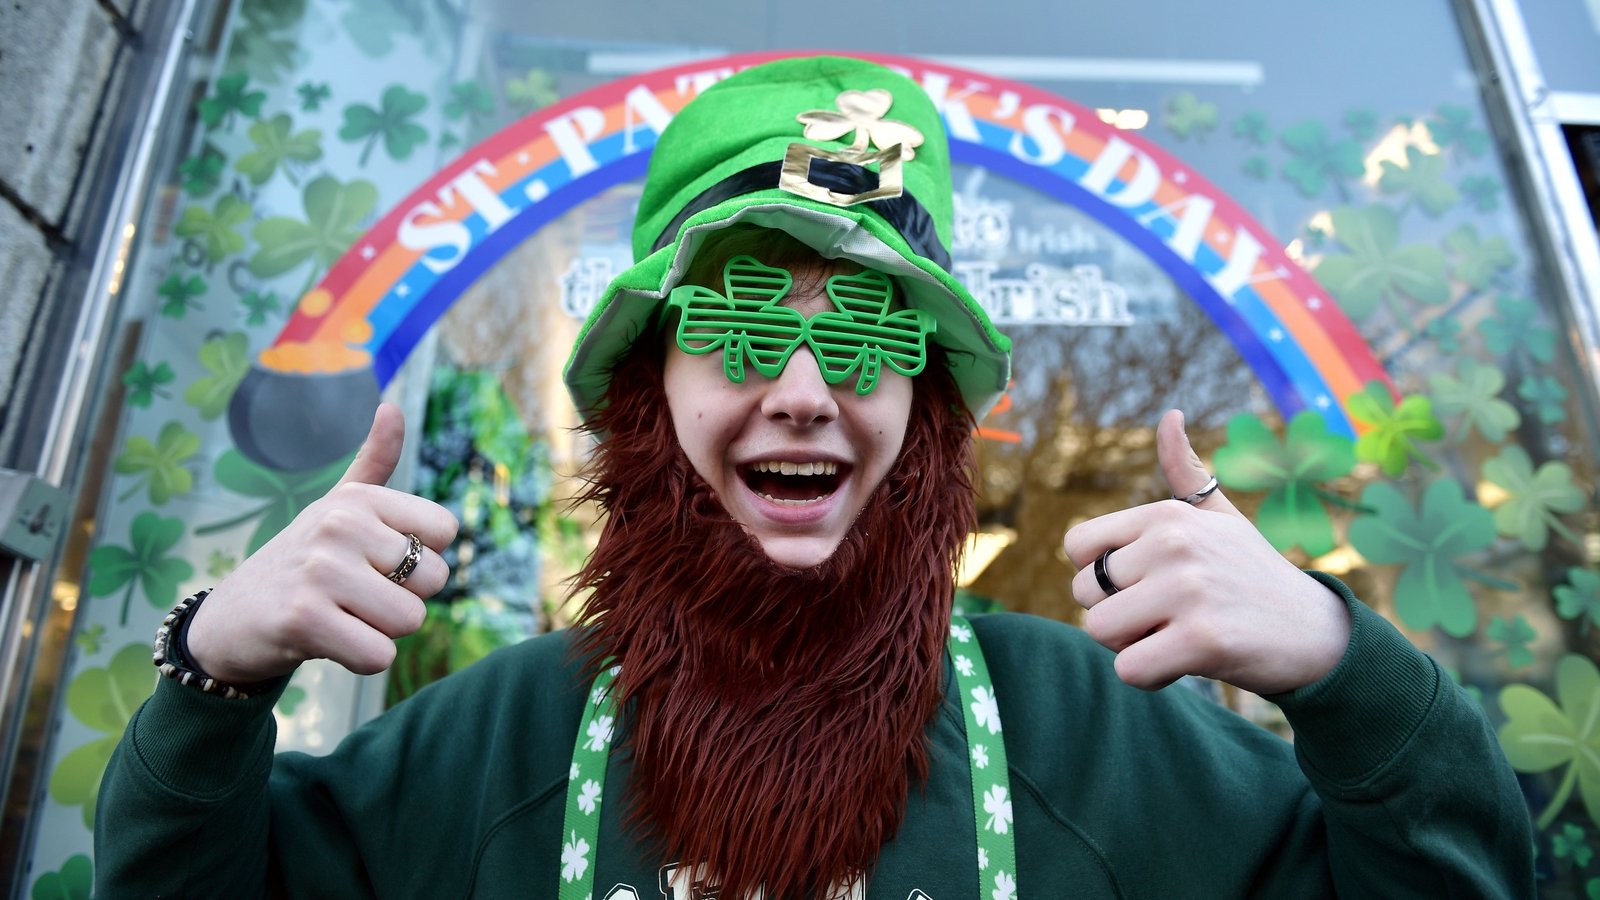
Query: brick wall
0 0 146 465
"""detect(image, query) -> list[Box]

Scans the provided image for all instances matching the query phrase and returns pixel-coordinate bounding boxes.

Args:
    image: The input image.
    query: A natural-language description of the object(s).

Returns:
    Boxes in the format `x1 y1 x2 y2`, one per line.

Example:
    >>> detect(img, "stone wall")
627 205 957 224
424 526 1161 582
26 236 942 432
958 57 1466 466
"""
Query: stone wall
0 0 147 466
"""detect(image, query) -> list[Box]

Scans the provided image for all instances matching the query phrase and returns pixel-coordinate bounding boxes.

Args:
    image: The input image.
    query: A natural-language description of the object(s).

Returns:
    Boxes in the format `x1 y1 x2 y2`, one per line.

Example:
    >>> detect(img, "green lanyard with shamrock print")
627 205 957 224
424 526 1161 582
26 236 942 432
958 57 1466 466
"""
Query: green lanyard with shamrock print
557 615 1017 899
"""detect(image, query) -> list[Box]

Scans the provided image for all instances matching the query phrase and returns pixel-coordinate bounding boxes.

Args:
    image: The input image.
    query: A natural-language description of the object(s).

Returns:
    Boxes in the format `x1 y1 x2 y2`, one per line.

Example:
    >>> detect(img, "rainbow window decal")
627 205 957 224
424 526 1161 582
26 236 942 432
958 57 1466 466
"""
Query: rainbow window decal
230 50 1394 472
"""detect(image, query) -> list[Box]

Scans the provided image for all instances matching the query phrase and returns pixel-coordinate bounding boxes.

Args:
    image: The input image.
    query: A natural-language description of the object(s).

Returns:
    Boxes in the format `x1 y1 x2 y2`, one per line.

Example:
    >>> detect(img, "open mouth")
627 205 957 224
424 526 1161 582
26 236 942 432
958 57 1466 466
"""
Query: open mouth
740 460 848 504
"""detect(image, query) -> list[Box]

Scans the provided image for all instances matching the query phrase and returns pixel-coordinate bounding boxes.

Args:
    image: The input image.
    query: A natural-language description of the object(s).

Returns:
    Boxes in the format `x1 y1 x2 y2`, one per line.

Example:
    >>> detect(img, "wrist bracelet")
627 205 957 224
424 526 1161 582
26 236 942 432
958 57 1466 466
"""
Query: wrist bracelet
152 588 254 700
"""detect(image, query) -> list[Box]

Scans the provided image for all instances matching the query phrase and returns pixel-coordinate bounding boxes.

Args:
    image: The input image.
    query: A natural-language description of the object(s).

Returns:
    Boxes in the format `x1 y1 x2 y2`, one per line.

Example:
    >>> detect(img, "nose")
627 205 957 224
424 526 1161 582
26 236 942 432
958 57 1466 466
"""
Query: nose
760 347 839 427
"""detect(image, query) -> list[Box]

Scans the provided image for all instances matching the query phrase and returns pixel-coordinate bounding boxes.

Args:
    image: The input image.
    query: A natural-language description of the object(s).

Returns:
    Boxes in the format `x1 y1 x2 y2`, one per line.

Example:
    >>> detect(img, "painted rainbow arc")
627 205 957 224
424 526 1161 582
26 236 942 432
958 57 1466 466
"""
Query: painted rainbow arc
231 50 1394 471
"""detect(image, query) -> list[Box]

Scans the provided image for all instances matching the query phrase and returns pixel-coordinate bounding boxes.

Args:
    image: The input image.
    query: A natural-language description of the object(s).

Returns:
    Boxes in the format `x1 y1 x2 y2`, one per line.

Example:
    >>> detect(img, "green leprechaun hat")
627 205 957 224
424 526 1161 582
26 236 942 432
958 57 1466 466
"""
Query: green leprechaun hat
563 54 1012 421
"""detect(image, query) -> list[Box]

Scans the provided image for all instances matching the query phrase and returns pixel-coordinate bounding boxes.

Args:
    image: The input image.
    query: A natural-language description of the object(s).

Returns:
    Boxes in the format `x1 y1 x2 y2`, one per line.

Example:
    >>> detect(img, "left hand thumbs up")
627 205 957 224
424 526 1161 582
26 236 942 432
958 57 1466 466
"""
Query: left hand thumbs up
1156 409 1238 516
1062 409 1352 695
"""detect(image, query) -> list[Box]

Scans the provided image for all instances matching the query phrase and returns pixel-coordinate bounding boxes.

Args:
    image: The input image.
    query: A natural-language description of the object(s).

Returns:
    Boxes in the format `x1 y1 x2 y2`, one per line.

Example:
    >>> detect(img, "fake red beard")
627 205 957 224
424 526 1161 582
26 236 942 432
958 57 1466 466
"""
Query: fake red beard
571 345 976 899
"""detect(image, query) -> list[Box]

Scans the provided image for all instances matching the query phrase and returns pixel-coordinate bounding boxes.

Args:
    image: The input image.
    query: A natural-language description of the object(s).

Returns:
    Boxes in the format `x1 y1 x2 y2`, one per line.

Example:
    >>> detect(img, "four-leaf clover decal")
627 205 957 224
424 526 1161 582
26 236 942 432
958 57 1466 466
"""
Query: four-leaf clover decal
1376 145 1459 217
1212 411 1356 557
1481 445 1585 551
1428 357 1520 444
1500 654 1600 829
1347 382 1443 477
1347 479 1497 637
1312 205 1449 323
1279 120 1364 198
1556 569 1600 635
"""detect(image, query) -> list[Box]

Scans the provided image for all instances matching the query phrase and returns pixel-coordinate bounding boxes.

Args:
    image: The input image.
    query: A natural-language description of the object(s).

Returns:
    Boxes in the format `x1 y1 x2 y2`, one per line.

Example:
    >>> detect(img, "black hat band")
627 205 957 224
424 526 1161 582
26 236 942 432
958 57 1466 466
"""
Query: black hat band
650 157 952 270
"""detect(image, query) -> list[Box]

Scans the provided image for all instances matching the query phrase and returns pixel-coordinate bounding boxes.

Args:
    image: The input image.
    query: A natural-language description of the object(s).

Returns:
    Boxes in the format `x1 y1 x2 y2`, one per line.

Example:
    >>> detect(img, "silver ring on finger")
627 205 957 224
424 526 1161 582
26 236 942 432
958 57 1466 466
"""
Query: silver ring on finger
1174 474 1221 506
386 532 423 585
1094 548 1122 597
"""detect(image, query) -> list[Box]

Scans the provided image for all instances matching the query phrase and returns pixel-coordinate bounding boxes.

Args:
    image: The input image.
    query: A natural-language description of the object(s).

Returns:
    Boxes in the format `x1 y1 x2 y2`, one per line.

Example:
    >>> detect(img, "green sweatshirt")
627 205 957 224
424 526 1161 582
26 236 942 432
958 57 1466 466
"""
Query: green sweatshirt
96 579 1534 898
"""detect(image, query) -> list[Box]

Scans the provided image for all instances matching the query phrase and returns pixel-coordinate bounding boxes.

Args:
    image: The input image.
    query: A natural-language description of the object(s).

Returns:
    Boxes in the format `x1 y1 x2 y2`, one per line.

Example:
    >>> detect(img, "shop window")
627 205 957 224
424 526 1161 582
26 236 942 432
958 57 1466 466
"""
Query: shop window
12 0 1600 893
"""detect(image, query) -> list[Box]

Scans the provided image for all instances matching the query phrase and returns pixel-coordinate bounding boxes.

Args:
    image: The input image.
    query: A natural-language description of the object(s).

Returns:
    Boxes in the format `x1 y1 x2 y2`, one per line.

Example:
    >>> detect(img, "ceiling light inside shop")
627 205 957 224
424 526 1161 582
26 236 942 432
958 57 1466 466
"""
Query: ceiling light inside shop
586 52 1264 88
1362 122 1441 188
1285 210 1335 264
1307 544 1368 576
1476 480 1512 509
108 221 136 296
957 528 1018 587
934 56 1264 87
1096 108 1149 130
587 49 729 75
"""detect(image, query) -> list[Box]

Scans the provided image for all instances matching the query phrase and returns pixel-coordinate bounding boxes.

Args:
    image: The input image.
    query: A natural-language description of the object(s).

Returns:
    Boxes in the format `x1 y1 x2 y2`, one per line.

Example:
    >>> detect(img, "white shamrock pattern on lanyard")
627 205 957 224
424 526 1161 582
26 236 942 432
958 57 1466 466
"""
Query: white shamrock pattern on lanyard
983 785 1013 835
971 743 990 770
578 779 602 815
948 615 1019 899
585 714 615 752
970 685 1002 735
560 664 618 900
561 831 590 883
559 627 1019 899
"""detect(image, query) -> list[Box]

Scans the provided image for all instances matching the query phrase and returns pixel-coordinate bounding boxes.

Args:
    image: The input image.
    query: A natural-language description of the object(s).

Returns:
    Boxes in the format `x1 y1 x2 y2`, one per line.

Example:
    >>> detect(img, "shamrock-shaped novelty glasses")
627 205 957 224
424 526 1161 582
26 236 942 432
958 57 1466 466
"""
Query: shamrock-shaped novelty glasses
666 255 936 395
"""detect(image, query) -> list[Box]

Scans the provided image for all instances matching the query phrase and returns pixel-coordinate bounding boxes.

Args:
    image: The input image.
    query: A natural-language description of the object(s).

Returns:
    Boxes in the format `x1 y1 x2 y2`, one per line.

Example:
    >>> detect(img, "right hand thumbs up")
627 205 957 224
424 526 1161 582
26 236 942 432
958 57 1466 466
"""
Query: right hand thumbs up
186 404 460 684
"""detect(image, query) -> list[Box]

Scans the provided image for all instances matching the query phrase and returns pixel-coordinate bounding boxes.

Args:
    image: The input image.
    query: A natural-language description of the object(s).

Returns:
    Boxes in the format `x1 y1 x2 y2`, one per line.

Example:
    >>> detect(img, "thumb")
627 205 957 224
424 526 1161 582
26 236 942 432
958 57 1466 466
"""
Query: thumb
336 402 405 488
1155 409 1236 515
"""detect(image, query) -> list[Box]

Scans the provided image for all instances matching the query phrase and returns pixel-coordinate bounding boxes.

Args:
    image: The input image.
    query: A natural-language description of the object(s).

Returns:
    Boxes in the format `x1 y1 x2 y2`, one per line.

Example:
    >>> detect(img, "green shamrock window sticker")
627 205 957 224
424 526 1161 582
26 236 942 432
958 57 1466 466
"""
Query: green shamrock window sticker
667 255 936 395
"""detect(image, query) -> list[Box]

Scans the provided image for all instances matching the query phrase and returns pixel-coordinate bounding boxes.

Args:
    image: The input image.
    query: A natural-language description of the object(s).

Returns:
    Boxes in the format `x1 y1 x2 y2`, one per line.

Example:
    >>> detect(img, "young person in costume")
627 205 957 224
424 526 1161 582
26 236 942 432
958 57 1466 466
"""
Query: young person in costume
96 56 1534 898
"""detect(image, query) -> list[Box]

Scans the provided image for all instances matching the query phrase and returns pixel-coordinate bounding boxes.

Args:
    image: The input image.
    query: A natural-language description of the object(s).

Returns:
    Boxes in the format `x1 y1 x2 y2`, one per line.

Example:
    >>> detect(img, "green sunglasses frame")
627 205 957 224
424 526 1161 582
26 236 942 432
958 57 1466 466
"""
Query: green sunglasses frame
665 255 936 395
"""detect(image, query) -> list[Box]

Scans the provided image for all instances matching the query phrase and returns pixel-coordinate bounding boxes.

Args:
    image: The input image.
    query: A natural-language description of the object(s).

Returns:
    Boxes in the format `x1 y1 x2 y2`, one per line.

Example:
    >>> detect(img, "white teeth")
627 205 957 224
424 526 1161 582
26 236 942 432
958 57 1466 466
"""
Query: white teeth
756 493 827 505
751 460 838 475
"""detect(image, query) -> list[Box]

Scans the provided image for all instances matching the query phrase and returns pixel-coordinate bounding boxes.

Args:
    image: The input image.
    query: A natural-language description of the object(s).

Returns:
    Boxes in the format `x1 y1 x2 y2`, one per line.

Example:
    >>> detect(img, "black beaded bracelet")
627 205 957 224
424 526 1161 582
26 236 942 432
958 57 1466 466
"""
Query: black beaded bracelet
152 588 254 700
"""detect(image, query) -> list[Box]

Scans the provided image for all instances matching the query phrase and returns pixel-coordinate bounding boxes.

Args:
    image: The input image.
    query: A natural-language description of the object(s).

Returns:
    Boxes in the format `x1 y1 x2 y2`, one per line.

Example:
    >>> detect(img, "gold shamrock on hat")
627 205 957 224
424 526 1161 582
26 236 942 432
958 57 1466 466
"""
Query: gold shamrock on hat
797 89 925 160
779 88 924 207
